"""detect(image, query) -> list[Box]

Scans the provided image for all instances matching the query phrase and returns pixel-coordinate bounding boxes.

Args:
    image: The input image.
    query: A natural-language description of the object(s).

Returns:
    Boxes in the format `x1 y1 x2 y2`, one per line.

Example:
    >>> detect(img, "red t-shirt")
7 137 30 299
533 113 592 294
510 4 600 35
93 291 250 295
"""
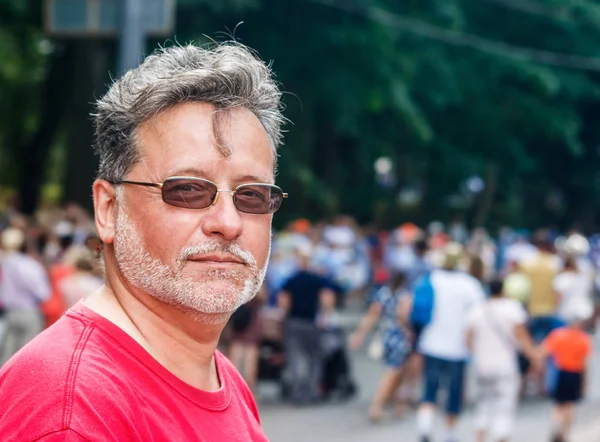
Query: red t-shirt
0 303 268 441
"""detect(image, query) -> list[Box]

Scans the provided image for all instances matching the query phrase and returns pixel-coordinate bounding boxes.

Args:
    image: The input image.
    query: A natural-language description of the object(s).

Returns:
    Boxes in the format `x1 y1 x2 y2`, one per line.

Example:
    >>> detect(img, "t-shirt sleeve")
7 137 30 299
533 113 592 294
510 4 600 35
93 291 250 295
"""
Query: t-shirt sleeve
470 279 486 305
465 306 480 329
322 276 344 295
511 302 527 325
280 275 295 292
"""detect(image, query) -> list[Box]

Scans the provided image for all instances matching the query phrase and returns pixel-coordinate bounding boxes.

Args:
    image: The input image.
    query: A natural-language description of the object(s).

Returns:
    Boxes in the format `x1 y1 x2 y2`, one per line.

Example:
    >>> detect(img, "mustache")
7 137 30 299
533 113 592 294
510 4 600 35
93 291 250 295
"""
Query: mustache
178 241 257 267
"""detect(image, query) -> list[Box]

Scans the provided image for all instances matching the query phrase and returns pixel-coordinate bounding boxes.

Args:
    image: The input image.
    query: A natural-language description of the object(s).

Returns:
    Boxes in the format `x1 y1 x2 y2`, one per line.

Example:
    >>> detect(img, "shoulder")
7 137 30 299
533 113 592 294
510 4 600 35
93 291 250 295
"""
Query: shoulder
576 330 593 349
0 314 137 439
451 272 485 296
501 297 523 310
501 298 527 320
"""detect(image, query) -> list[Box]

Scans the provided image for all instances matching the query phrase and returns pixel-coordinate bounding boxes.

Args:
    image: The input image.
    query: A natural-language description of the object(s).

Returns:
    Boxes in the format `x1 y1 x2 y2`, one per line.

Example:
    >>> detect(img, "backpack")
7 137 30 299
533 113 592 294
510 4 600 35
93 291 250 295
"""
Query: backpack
409 273 434 328
230 303 253 333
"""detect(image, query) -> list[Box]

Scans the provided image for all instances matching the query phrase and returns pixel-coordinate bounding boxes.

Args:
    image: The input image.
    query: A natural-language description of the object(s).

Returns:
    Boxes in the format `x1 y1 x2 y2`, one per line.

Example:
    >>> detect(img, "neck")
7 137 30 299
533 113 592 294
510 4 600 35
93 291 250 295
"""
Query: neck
84 261 226 391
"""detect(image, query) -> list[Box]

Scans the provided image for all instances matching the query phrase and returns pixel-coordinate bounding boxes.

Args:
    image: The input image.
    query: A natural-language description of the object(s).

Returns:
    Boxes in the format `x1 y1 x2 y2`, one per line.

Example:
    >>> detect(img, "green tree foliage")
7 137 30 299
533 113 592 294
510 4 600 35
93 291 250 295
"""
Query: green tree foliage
3 0 600 231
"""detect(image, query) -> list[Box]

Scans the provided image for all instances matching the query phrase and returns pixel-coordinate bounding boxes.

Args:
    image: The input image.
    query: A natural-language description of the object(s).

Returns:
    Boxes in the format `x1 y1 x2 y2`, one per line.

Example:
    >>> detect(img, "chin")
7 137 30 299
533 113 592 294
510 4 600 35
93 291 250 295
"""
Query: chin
185 282 256 314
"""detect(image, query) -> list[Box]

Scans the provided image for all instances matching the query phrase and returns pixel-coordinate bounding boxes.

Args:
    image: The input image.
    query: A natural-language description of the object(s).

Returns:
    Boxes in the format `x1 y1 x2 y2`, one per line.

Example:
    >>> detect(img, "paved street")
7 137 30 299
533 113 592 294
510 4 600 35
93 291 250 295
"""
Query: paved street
259 309 600 442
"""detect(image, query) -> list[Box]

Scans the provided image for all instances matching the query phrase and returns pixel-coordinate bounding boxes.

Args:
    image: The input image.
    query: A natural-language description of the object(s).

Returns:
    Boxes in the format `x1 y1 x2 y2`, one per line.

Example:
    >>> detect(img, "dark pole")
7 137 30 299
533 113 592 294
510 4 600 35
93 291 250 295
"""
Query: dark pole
118 0 145 75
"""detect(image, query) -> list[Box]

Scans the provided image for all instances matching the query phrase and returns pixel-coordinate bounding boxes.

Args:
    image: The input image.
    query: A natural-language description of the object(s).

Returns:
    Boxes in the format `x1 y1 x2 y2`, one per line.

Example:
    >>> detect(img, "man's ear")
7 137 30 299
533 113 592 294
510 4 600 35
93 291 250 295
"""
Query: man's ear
93 179 117 245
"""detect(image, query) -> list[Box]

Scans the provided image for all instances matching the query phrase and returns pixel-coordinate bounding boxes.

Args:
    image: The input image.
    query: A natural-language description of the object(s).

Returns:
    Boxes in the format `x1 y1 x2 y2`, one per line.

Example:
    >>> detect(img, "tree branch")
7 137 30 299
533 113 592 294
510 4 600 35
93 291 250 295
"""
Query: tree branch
312 0 600 72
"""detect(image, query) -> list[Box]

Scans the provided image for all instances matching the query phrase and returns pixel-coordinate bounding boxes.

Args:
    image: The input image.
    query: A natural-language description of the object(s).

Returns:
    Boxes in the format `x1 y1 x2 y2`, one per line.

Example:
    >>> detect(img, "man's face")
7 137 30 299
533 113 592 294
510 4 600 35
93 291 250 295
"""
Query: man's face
110 102 274 318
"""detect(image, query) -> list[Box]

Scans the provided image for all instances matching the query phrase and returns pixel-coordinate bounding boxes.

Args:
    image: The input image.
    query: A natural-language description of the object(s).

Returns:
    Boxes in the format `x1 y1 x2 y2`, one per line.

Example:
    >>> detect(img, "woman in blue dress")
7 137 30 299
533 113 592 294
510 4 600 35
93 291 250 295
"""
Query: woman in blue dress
349 272 411 422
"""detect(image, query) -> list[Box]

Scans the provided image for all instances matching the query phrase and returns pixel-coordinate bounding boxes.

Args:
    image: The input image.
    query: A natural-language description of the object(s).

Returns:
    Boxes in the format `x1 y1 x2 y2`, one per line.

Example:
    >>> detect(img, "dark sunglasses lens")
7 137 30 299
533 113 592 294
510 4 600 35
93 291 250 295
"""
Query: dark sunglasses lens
235 185 283 214
162 178 216 209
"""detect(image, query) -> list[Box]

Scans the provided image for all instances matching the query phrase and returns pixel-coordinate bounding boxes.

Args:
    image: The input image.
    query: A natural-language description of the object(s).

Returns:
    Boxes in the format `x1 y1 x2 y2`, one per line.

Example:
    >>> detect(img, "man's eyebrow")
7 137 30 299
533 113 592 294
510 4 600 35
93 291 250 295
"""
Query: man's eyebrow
165 169 274 184
166 168 209 177
234 174 274 184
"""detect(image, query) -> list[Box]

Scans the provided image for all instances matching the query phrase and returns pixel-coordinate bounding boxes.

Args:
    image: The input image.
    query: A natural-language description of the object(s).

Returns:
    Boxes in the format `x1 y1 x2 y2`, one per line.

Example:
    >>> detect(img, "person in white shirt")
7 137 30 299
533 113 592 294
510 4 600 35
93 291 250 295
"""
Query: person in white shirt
466 280 538 442
416 243 486 442
553 257 593 324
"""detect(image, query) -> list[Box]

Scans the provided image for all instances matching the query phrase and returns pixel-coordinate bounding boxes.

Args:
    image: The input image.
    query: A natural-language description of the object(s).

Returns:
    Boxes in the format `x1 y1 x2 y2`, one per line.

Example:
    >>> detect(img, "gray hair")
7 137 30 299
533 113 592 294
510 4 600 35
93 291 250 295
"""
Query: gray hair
93 42 285 182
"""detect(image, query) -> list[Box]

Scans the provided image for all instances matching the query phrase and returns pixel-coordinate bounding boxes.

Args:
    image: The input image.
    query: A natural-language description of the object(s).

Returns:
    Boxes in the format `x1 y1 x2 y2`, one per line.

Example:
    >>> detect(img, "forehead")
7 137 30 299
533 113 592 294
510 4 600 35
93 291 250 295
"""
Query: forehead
134 102 274 182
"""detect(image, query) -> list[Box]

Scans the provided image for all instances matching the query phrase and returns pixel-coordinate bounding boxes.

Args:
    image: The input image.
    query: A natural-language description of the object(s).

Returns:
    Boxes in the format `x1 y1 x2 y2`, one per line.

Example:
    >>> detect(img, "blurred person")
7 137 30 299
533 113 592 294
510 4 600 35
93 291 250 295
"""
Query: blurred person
495 227 513 276
58 248 103 310
41 228 79 328
448 217 468 244
349 272 411 422
405 238 432 289
520 234 562 342
467 228 497 282
265 245 299 306
384 228 417 275
318 305 357 402
466 280 538 442
503 232 537 273
227 285 267 395
553 257 592 324
395 240 433 409
519 234 562 396
468 254 486 283
0 228 51 366
503 260 531 306
415 242 486 442
541 299 593 442
277 248 341 405
0 42 286 441
313 219 366 296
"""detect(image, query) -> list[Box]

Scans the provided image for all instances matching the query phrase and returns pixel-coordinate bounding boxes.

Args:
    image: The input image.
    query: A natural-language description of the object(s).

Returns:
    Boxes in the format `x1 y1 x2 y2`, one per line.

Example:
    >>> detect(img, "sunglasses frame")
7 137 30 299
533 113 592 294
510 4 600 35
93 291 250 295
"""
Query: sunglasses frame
111 176 288 214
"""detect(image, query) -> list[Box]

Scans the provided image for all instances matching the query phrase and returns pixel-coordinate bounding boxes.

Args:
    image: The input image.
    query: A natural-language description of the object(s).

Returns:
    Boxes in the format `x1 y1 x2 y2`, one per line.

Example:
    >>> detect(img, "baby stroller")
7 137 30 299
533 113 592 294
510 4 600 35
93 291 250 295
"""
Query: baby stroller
257 307 287 396
320 325 357 401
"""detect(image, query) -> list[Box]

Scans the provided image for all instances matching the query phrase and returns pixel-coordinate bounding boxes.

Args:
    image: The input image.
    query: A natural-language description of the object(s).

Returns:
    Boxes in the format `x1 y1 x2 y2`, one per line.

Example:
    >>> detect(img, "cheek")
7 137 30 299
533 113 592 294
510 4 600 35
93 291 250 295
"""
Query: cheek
242 217 272 267
135 209 195 262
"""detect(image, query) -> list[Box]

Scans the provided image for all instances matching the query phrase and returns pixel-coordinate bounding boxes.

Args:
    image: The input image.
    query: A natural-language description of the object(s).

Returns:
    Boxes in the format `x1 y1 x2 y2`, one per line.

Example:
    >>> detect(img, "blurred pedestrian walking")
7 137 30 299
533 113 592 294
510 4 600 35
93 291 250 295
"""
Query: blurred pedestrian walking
415 242 485 442
349 272 411 422
0 228 50 366
466 279 538 442
542 299 593 442
277 248 341 405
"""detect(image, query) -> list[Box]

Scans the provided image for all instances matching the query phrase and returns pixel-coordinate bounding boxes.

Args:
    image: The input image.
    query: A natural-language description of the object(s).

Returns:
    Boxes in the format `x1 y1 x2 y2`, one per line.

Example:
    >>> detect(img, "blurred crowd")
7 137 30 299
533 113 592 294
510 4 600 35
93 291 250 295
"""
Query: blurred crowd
228 216 599 442
1 206 599 441
0 203 102 365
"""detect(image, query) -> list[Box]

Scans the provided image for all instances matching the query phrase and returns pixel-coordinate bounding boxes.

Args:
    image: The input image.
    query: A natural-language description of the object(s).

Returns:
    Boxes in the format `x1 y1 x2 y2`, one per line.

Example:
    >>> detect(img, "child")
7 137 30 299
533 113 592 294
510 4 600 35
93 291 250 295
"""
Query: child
541 299 593 442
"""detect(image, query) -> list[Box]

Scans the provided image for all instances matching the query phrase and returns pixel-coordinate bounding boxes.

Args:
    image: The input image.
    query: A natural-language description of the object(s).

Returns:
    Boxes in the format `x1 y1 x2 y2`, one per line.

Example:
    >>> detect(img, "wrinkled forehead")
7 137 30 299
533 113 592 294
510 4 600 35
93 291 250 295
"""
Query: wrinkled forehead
133 103 276 179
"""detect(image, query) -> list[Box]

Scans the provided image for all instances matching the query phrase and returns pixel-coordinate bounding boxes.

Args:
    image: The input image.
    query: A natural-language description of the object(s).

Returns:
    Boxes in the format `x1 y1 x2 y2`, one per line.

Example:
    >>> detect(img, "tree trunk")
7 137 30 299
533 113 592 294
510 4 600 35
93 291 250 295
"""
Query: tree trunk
62 40 112 212
473 161 499 228
16 43 75 214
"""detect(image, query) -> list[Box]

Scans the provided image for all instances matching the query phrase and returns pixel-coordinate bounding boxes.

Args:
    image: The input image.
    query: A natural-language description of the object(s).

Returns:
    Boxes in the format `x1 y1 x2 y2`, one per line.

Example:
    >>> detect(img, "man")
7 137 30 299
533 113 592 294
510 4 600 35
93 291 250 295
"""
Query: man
416 242 486 442
277 248 340 405
466 279 538 442
0 228 51 366
0 43 286 441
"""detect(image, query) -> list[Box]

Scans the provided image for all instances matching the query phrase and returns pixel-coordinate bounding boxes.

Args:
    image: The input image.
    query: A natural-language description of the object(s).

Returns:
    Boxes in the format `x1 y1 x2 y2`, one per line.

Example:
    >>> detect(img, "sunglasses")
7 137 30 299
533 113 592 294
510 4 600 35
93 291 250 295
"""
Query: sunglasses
112 176 288 214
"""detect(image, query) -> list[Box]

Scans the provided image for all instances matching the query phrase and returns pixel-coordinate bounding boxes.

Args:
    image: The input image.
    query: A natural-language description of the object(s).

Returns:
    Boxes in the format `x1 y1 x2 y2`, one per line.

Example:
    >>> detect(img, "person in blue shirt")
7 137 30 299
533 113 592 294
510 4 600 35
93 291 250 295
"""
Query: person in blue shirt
277 250 342 405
